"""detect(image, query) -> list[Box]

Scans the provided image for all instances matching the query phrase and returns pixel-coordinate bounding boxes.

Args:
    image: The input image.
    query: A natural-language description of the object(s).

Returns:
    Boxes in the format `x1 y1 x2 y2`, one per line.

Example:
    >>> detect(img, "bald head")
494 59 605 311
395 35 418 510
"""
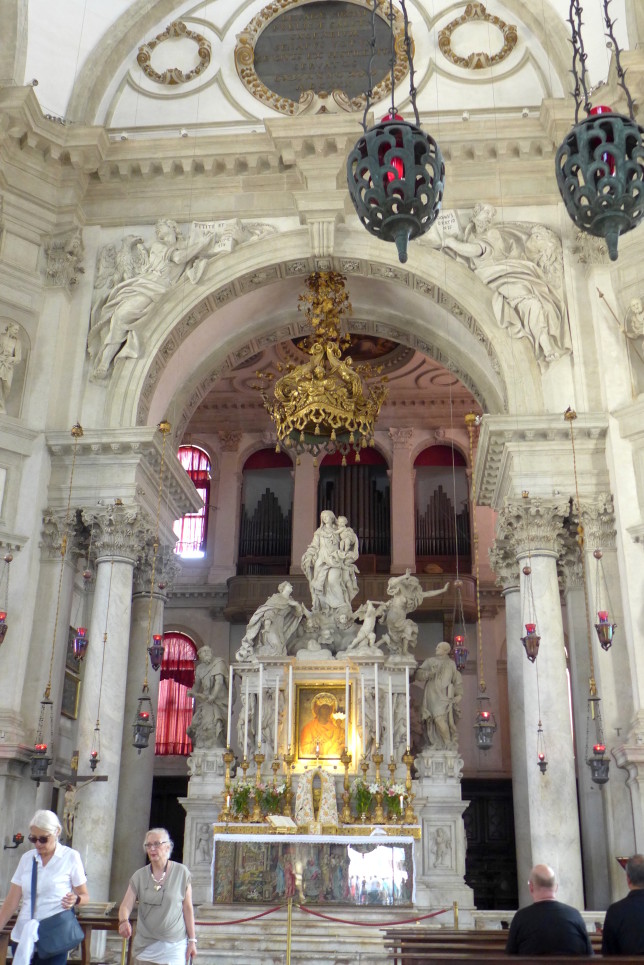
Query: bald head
528 864 558 901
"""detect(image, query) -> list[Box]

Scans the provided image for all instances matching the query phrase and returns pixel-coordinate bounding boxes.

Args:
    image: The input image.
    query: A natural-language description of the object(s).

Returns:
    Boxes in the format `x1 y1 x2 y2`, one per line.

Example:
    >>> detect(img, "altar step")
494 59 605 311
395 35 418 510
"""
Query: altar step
191 903 402 964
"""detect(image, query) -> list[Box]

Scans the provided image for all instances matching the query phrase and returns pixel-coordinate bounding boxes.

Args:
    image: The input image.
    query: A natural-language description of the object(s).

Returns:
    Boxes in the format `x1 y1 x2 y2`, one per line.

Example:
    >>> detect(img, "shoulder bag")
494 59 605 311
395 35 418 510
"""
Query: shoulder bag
31 857 85 959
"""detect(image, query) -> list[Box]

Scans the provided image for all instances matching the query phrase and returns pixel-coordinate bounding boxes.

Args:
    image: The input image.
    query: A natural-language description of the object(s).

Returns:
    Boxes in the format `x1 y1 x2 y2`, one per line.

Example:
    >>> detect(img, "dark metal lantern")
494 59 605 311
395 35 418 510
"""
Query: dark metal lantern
555 110 644 261
148 634 165 672
347 117 445 263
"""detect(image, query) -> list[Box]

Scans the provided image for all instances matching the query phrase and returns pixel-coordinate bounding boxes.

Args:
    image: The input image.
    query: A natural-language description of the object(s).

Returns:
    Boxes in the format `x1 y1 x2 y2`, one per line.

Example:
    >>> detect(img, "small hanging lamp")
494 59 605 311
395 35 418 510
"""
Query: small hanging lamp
73 627 88 661
0 552 13 646
132 687 155 752
89 720 100 772
536 721 548 775
520 560 541 663
555 0 644 260
452 580 469 672
593 549 617 650
346 0 444 263
148 634 165 672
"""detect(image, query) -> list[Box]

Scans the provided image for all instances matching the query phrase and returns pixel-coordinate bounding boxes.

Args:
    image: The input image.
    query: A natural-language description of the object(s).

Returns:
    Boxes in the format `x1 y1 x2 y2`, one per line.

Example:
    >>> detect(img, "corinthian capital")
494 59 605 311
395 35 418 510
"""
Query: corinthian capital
41 508 84 562
496 495 569 558
580 493 616 550
389 427 414 450
133 546 182 596
488 539 520 589
82 503 153 562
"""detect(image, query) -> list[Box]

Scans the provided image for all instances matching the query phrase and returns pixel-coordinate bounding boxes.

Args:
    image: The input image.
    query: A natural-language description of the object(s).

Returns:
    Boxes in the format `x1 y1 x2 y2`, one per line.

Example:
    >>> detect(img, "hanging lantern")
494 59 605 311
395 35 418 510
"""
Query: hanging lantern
89 721 100 772
132 689 155 753
0 552 12 644
31 695 53 784
453 634 468 672
586 693 610 785
537 722 548 775
0 611 7 646
346 2 444 263
147 634 165 672
593 550 617 651
522 623 541 663
73 627 88 661
31 742 51 784
473 693 497 751
555 2 644 261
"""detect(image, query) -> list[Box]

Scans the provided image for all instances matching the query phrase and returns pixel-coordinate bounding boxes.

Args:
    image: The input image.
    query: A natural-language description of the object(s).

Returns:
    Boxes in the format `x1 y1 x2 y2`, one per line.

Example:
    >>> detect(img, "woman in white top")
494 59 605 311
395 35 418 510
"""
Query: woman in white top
0 809 89 965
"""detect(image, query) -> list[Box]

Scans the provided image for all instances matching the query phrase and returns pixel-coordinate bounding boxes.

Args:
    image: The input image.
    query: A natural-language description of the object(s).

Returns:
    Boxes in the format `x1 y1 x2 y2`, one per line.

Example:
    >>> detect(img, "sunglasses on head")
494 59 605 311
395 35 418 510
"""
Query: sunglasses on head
28 834 51 844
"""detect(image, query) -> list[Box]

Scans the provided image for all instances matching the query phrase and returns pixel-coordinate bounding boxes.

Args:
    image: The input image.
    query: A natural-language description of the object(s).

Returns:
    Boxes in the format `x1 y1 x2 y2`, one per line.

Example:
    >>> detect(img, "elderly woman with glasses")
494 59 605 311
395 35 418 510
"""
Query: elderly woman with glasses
118 829 197 965
0 809 89 965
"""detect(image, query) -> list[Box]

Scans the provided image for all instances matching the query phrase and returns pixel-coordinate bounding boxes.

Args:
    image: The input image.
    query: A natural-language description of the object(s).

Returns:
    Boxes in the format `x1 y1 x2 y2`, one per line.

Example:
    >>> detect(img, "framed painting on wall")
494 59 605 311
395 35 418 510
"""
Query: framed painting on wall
61 670 80 720
296 683 349 761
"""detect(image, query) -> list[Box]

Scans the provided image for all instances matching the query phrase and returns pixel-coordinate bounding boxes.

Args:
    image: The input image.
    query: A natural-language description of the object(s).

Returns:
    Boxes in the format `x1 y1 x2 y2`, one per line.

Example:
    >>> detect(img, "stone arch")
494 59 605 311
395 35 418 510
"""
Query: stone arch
94 226 544 435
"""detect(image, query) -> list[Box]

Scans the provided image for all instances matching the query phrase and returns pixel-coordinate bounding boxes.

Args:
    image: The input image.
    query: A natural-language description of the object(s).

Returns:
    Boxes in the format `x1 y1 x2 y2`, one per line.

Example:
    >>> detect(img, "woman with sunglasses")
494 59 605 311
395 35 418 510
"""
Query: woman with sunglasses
0 809 89 965
118 829 197 965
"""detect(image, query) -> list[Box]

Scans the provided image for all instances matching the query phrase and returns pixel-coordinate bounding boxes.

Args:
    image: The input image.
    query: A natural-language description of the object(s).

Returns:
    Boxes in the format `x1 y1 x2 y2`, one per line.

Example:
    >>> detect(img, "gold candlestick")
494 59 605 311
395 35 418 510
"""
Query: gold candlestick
218 747 235 821
340 747 352 824
387 755 398 824
372 747 384 822
402 747 417 824
252 749 265 823
271 757 280 783
283 745 295 817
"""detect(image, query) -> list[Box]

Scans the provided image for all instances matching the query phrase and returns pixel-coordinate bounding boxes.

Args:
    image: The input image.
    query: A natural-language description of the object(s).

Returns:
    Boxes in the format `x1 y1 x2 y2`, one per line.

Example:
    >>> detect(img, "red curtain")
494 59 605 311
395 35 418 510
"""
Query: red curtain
174 446 211 556
155 632 197 756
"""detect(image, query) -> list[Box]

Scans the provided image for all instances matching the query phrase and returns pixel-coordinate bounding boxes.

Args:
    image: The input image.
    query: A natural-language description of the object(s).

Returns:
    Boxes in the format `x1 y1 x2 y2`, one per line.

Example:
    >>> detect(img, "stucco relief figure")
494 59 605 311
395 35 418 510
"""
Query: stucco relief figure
623 297 644 354
376 570 450 657
236 581 308 662
186 646 228 748
431 827 452 868
195 823 213 865
435 204 572 369
416 641 463 750
0 323 21 413
88 219 221 379
301 510 359 614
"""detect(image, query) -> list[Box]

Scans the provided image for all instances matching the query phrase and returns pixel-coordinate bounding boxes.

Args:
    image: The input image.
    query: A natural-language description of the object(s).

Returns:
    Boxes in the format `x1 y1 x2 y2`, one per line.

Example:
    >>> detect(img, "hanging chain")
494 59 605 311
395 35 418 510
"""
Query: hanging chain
567 0 592 122
362 0 378 131
143 420 171 689
602 0 636 118
45 424 83 699
564 408 596 694
400 0 420 125
465 414 485 693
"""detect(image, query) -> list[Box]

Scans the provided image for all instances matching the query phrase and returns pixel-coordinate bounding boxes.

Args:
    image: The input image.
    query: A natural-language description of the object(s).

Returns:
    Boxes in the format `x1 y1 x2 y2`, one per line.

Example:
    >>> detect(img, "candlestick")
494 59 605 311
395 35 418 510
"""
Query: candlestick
243 674 249 760
374 661 379 746
252 749 265 822
274 674 280 760
219 747 235 822
226 665 234 748
388 673 394 760
288 664 293 745
345 665 350 749
257 662 263 750
360 672 366 757
405 666 411 751
340 747 352 824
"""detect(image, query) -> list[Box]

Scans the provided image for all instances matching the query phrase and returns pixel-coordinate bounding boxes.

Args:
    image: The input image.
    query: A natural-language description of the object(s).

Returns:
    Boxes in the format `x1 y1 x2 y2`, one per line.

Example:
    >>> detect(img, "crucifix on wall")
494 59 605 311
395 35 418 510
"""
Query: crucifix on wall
55 750 108 845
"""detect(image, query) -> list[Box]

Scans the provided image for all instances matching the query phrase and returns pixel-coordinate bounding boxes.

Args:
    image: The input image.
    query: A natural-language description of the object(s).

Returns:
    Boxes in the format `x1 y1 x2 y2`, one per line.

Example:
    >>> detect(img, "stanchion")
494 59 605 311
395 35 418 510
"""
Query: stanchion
286 896 293 965
453 899 459 930
120 937 127 965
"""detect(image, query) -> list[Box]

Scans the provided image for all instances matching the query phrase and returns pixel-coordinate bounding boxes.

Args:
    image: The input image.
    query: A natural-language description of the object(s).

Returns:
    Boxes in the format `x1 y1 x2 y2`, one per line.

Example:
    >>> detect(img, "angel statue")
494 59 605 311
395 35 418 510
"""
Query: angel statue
376 571 449 657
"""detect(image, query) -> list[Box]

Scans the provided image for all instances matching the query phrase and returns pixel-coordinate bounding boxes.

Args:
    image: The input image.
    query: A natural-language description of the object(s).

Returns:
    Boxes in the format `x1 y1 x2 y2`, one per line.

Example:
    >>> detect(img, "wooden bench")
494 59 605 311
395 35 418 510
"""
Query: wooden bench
1 912 134 965
382 927 608 964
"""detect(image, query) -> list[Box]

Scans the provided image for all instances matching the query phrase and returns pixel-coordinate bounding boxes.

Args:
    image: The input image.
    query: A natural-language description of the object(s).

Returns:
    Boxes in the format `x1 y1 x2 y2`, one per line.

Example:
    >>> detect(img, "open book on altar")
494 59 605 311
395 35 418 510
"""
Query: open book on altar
266 815 297 829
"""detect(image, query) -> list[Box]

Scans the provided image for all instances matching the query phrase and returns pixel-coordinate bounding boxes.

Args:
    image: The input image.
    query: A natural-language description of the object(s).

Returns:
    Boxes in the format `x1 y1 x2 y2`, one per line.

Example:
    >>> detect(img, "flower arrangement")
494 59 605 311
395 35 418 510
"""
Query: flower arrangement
231 778 254 818
351 776 374 816
257 781 287 815
383 781 407 818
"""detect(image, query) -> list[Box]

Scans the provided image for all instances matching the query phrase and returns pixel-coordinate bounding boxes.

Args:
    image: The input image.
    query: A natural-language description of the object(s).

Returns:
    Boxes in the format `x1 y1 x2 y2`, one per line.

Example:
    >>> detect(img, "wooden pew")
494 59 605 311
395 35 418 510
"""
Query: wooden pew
383 927 607 964
1 912 134 965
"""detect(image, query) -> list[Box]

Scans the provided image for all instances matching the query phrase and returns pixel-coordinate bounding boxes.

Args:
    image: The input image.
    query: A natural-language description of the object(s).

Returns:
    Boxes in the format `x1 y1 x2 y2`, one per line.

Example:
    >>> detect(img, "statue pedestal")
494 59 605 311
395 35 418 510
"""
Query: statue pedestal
413 749 475 916
180 749 226 904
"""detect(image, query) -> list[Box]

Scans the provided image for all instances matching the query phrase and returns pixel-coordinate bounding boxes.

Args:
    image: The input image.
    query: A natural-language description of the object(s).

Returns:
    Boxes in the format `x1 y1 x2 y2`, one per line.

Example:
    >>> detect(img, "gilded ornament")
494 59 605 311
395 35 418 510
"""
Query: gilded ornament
137 21 211 87
438 3 517 71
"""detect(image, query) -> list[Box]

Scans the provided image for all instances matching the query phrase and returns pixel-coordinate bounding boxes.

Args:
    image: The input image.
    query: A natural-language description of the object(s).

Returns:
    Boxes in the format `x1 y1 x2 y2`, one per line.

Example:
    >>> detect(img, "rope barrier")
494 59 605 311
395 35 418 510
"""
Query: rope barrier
297 905 450 927
195 906 282 926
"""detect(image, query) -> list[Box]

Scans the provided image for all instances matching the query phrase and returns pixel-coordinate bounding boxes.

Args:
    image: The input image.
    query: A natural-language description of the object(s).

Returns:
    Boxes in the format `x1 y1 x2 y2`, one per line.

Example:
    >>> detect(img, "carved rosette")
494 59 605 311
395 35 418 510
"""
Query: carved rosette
82 505 153 563
438 2 517 70
42 228 84 291
137 21 211 86
234 0 408 117
495 496 569 559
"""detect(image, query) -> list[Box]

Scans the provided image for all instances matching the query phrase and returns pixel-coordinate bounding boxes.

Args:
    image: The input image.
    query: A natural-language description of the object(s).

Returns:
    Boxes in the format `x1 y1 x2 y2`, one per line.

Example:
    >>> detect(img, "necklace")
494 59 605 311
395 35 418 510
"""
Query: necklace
150 861 169 891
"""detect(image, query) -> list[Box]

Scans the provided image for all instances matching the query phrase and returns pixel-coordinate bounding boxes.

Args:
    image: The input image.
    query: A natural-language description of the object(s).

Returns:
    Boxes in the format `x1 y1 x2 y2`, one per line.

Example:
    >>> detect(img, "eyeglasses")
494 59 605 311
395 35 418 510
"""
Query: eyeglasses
144 841 169 849
28 835 51 844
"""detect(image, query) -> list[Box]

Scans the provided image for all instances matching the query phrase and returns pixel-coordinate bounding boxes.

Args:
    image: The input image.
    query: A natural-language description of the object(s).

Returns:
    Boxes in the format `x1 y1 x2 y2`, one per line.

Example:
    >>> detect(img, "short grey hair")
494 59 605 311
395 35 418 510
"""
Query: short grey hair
29 810 62 836
143 828 174 855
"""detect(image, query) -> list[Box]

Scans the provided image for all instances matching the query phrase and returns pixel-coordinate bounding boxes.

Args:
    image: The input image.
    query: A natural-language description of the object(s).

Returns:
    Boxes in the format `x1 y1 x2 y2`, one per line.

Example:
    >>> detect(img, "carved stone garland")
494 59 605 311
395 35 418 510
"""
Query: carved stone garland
438 2 517 71
137 21 212 87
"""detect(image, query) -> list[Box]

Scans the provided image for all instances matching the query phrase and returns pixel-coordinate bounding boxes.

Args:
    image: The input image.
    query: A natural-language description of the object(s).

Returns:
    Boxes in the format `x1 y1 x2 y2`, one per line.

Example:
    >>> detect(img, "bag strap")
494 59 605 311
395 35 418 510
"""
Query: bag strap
31 857 37 919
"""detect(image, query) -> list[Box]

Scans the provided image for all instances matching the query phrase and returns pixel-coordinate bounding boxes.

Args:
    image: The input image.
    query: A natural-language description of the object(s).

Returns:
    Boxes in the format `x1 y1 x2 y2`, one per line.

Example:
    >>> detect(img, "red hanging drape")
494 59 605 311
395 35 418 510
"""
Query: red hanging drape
174 446 211 556
155 632 197 756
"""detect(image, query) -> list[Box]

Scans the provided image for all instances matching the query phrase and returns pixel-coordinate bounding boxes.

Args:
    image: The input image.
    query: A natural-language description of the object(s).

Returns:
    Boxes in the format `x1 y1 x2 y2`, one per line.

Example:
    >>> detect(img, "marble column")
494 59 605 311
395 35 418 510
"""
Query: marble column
389 428 416 574
290 455 318 573
208 433 242 583
489 540 532 907
496 496 584 906
72 504 151 900
110 548 180 900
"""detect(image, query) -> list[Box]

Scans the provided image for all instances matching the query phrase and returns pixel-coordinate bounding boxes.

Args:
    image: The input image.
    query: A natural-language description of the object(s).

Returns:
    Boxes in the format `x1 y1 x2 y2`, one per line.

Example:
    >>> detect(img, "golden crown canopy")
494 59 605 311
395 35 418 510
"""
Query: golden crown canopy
255 271 388 465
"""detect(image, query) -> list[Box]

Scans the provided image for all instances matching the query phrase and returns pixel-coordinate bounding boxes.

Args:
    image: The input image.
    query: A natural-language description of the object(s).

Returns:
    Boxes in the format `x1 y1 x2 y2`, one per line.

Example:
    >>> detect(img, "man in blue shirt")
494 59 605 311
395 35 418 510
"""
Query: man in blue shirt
602 854 644 955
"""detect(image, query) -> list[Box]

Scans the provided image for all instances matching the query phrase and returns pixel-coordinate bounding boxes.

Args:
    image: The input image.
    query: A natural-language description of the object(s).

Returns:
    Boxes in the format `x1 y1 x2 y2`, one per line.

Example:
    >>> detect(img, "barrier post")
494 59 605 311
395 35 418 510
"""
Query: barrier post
286 897 293 965
453 900 459 930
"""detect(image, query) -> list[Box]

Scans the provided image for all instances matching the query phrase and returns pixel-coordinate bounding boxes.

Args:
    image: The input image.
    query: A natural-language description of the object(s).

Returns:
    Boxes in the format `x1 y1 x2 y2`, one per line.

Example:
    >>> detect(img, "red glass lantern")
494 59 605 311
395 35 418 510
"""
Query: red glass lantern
522 623 541 662
147 634 164 672
73 627 88 661
0 611 7 646
453 634 469 672
595 611 617 651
